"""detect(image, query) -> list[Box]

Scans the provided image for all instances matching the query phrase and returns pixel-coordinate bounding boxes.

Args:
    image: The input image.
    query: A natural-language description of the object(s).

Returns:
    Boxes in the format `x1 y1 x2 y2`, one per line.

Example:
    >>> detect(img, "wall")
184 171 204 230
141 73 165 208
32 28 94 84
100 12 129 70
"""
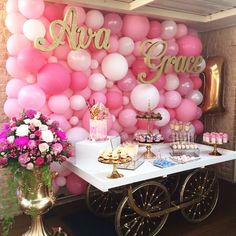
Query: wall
201 26 236 182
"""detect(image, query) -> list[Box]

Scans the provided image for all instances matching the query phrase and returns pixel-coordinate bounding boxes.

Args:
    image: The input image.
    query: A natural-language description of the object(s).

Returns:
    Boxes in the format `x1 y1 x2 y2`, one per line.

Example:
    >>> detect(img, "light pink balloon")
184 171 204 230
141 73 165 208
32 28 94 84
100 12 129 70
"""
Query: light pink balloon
117 70 137 92
70 116 79 126
64 6 86 26
192 120 204 135
58 166 71 177
52 180 59 194
37 63 71 95
17 48 46 73
133 41 142 57
5 12 27 34
4 99 22 118
186 90 203 105
92 50 107 63
164 73 180 91
123 96 129 106
70 95 86 110
167 39 179 56
106 91 123 110
73 108 87 119
108 130 119 136
79 87 92 100
88 73 106 91
177 77 194 96
175 24 188 39
160 124 172 142
118 109 137 128
6 79 26 98
152 74 166 90
122 15 150 41
103 13 123 34
18 85 46 110
161 20 177 40
40 103 52 116
196 107 202 119
148 20 162 38
191 76 202 89
49 114 71 131
164 91 182 108
176 99 197 122
67 127 89 144
118 37 135 56
178 35 202 56
6 57 28 78
154 108 170 127
71 71 88 92
64 108 73 120
126 54 136 67
6 0 19 13
54 44 70 60
66 173 87 195
44 3 64 21
167 108 176 120
48 95 70 114
107 35 119 53
110 106 123 117
18 0 45 18
7 34 31 56
89 92 107 105
67 49 91 71
25 74 36 84
90 60 99 69
85 10 104 30
112 120 123 133
55 176 66 187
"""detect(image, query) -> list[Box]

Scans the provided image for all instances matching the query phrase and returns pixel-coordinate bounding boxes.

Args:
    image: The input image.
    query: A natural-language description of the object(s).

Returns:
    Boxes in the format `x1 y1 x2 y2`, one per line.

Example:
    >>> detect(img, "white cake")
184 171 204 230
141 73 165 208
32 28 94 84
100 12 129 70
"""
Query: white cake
75 136 121 164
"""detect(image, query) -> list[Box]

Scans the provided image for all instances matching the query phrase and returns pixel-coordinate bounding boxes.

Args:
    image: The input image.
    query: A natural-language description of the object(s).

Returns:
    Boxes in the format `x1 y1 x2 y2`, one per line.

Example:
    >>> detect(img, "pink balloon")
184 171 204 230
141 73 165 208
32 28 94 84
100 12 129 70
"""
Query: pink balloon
160 124 172 142
4 99 22 118
55 176 66 187
6 79 26 98
110 106 123 117
85 10 104 30
152 74 166 90
106 91 123 109
132 57 149 76
7 34 31 56
124 126 137 135
175 24 188 39
18 85 46 110
177 77 194 96
196 107 202 119
26 73 37 83
164 73 180 91
74 108 87 119
71 71 88 91
18 0 45 18
6 57 28 78
37 63 71 95
192 120 204 135
118 37 135 56
122 15 150 41
40 103 52 116
161 20 177 40
88 73 106 91
49 114 71 131
48 95 70 114
137 119 152 130
167 108 176 120
154 108 170 127
5 12 27 34
158 94 165 107
108 130 119 136
17 48 46 73
148 20 162 38
79 87 92 100
70 116 79 126
89 92 107 105
112 120 123 133
66 127 88 144
126 54 136 67
58 166 71 177
44 3 64 21
70 95 86 110
178 35 202 56
117 70 137 92
176 99 197 122
52 180 59 194
64 6 86 26
133 41 142 57
66 173 87 195
118 109 137 128
92 50 107 63
103 13 123 34
167 39 179 56
54 44 70 60
6 0 19 13
164 91 182 108
191 76 202 89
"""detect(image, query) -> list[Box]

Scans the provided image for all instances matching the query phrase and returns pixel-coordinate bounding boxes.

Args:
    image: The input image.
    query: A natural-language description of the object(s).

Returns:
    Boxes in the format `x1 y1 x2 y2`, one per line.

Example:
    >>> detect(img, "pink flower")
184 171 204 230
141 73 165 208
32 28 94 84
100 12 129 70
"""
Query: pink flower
35 157 44 166
28 140 36 149
0 157 8 166
52 143 63 154
18 154 29 167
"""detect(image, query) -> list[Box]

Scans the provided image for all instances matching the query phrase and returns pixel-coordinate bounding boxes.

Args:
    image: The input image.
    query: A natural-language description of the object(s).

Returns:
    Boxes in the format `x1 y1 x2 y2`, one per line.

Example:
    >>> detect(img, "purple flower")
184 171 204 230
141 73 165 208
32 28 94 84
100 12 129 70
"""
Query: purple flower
18 154 29 167
25 109 37 119
56 130 66 141
14 136 29 147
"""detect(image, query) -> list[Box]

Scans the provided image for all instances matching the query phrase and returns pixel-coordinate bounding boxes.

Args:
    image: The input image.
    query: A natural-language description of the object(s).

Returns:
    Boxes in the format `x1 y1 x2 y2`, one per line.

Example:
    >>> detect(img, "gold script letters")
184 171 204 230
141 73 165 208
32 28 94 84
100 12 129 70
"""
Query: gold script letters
34 7 111 52
139 39 204 84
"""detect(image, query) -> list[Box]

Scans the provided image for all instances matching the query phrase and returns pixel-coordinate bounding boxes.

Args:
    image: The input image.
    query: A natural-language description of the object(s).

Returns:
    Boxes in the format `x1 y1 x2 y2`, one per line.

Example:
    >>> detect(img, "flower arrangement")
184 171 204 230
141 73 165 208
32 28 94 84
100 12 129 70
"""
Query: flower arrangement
0 109 72 236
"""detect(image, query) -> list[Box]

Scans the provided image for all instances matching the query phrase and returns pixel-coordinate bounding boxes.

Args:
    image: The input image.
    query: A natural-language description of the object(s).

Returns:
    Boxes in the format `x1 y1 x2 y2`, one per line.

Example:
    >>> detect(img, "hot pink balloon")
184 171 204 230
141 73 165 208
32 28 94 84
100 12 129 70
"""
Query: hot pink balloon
48 95 70 114
192 120 204 135
17 48 46 73
191 76 202 89
66 173 87 195
167 108 176 120
176 99 197 122
5 12 27 34
177 77 194 96
44 3 64 21
148 20 162 38
152 74 166 90
107 35 119 53
54 44 70 60
164 91 182 108
132 57 149 76
89 92 107 105
117 70 137 92
103 13 123 34
122 15 150 41
178 35 202 56
49 114 71 131
70 71 88 91
106 91 123 110
118 109 137 128
37 63 71 95
6 79 26 98
158 94 165 107
18 85 46 110
18 0 45 18
4 99 22 118
126 54 136 67
175 24 188 38
80 87 92 100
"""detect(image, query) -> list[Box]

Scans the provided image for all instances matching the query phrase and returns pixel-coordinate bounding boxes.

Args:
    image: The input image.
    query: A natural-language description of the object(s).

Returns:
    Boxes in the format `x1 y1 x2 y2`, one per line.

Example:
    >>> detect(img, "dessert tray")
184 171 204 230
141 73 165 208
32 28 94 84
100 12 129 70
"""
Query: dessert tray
169 154 200 164
153 159 176 168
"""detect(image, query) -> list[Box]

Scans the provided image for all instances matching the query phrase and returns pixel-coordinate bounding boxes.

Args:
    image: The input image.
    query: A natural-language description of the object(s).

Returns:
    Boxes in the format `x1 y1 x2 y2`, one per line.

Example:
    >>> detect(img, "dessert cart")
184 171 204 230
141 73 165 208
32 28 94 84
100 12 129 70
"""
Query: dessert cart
64 143 236 236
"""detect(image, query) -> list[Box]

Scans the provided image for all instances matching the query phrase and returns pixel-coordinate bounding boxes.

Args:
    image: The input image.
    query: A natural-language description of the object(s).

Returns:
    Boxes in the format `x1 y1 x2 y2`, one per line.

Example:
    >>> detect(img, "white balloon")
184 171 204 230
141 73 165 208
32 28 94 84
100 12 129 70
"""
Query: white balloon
85 10 104 30
187 90 203 105
101 53 128 81
154 108 170 127
23 19 46 41
118 37 135 56
70 95 86 110
130 84 160 112
88 73 106 91
66 127 89 145
164 73 180 90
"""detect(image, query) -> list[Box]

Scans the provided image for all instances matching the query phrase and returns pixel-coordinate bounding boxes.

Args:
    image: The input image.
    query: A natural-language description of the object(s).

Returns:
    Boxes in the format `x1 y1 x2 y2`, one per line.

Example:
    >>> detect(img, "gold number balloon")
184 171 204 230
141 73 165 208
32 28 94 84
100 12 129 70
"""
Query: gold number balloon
201 56 225 114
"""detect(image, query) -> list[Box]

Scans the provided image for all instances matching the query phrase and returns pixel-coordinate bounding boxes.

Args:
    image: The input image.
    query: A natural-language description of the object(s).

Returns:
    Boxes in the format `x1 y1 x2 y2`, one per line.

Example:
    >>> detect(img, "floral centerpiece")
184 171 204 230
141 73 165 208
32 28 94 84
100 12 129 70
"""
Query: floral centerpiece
87 102 109 141
0 109 72 236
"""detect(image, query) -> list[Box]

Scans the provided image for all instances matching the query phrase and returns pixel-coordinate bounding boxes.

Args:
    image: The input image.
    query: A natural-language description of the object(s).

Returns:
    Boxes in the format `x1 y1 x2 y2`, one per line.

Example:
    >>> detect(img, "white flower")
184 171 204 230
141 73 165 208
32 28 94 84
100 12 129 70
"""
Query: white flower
16 124 29 137
35 112 41 119
24 119 30 124
30 118 42 127
26 163 34 170
39 125 48 131
7 136 15 143
41 130 54 142
39 143 49 152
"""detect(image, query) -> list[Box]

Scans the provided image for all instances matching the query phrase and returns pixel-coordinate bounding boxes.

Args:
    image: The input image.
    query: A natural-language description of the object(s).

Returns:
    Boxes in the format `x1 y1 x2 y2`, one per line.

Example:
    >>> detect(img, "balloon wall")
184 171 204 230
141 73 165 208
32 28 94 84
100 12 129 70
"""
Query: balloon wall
5 0 204 194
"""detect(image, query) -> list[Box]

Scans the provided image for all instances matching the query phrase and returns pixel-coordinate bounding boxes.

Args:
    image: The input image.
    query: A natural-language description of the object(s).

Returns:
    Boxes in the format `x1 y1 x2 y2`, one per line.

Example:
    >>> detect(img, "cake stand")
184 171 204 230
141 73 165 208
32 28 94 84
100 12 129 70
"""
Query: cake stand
138 140 164 159
204 142 223 156
98 157 132 179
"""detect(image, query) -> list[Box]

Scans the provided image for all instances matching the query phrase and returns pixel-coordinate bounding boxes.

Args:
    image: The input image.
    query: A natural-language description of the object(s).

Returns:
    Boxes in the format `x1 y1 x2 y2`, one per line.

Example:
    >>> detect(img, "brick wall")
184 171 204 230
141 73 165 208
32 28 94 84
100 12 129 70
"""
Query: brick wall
201 27 236 182
0 0 9 124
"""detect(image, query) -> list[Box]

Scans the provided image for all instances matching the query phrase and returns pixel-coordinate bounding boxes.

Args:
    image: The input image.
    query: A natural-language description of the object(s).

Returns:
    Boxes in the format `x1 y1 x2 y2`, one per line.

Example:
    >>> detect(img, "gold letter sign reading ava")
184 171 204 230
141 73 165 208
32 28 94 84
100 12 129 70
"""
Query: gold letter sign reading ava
138 39 204 84
34 7 111 52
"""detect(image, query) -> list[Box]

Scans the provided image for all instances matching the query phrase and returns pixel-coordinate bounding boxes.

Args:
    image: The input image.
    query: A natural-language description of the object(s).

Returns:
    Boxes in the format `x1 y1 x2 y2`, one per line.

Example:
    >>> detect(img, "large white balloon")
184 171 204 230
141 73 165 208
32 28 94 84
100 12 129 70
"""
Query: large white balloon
101 53 128 81
23 19 46 41
154 108 170 127
130 84 160 112
164 73 180 91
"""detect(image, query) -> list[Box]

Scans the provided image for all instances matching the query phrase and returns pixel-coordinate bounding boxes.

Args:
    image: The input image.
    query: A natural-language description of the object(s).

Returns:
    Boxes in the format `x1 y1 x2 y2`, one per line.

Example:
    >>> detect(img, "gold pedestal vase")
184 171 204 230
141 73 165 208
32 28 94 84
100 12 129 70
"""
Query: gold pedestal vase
17 167 55 236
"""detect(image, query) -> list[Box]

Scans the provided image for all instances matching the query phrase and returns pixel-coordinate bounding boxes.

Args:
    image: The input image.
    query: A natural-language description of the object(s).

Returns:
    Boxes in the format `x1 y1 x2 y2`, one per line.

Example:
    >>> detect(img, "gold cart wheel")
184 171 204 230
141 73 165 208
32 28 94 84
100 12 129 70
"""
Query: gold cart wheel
180 168 219 223
115 181 170 236
160 174 180 196
86 184 124 217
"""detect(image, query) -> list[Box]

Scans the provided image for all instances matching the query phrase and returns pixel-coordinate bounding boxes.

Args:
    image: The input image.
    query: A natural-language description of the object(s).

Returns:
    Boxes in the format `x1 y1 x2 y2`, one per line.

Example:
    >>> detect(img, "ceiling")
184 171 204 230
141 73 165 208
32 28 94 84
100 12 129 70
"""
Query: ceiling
47 0 236 31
